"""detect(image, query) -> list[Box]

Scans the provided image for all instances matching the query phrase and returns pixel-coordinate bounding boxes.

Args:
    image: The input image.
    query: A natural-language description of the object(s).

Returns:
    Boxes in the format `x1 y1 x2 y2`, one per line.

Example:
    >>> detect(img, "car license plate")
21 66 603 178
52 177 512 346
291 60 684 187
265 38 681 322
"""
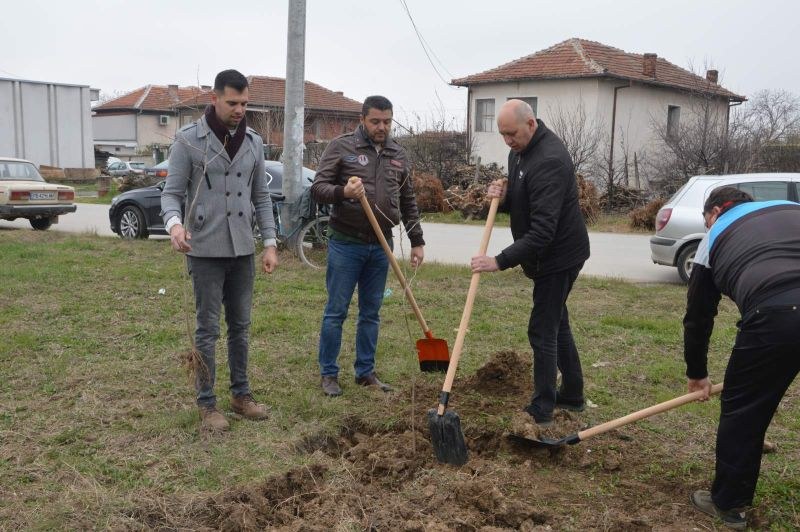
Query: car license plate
30 192 56 200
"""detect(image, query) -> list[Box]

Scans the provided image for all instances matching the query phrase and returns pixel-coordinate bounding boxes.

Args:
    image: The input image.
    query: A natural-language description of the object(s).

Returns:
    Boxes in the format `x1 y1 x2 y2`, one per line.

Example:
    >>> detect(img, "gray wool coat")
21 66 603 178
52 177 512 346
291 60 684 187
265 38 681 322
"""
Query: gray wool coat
161 116 276 257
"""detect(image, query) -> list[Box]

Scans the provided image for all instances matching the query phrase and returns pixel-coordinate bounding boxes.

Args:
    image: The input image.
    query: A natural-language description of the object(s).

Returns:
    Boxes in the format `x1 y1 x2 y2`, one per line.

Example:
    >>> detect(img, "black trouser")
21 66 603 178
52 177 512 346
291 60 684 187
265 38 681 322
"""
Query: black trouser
525 264 584 422
712 304 800 510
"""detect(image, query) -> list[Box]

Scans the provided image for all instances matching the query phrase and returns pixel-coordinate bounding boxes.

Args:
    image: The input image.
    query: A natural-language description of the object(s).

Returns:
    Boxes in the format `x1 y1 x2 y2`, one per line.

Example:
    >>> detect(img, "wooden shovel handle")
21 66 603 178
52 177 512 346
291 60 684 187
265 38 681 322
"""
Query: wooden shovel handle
437 196 501 415
577 382 724 441
355 182 430 335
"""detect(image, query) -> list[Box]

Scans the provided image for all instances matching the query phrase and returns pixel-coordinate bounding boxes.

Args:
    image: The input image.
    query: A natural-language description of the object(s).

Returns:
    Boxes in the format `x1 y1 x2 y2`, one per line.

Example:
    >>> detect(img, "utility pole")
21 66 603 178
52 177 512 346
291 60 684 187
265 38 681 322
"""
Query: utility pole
282 0 306 235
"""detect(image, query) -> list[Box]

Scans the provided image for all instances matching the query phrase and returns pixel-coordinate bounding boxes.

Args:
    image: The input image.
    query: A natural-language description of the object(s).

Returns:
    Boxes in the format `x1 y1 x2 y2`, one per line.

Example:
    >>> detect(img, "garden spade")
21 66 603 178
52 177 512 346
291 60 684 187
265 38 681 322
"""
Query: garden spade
354 178 450 372
428 195 502 466
509 383 724 448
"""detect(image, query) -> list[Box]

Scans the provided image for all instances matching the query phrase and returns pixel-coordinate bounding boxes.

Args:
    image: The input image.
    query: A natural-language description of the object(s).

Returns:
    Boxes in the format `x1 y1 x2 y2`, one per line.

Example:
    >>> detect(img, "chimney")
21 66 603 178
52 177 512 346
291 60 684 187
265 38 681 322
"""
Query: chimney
168 84 179 101
706 69 719 84
643 53 657 78
201 85 211 91
335 91 343 96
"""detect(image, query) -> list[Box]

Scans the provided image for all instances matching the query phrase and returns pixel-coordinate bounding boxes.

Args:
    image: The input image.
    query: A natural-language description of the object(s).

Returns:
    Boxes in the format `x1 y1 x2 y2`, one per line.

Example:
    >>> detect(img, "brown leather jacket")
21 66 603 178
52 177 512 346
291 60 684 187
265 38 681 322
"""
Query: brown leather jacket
310 125 424 247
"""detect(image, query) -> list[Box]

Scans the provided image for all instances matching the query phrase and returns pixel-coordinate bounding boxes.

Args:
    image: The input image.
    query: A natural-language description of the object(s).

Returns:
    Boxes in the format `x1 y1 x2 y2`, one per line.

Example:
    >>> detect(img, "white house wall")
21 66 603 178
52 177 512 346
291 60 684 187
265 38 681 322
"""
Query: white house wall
468 78 730 187
137 114 179 149
0 78 95 168
468 79 602 169
93 113 136 141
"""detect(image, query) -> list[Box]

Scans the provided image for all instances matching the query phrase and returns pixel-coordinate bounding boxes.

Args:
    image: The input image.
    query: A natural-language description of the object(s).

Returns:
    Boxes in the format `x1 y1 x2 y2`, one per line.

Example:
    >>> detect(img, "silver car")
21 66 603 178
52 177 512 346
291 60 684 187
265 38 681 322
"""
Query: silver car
650 173 800 282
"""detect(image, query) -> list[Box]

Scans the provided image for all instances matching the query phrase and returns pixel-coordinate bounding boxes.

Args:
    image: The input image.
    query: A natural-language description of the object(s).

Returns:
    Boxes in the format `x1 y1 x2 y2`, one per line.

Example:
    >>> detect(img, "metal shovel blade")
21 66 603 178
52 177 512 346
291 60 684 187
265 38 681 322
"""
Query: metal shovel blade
427 408 468 465
417 337 450 373
506 432 580 449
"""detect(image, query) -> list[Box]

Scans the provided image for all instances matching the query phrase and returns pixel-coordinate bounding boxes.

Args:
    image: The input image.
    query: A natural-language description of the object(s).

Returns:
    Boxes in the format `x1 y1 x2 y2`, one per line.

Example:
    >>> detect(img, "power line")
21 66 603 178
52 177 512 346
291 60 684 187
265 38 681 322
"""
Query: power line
397 0 453 85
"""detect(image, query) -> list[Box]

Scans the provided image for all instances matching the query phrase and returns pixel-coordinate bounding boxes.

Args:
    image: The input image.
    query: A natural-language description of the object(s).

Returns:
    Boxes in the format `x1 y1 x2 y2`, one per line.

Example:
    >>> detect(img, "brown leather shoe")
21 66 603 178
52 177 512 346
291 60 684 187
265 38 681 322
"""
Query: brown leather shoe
355 372 393 392
231 394 269 420
321 376 342 397
199 405 230 432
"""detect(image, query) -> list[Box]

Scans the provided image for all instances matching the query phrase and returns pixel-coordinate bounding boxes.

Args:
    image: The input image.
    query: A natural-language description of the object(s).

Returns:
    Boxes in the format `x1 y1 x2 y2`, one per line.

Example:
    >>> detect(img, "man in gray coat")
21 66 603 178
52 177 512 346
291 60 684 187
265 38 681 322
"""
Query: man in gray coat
161 69 277 432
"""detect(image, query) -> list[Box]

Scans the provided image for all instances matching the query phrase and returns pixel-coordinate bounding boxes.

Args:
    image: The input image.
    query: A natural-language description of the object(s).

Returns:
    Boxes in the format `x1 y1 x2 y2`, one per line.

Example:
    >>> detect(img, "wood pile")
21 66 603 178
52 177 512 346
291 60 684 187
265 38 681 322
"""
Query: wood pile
444 182 492 220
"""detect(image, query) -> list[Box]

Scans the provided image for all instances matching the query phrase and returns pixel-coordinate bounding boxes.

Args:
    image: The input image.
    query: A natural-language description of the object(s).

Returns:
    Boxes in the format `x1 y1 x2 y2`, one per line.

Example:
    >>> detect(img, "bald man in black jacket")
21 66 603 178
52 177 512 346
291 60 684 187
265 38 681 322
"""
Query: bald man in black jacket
472 99 590 426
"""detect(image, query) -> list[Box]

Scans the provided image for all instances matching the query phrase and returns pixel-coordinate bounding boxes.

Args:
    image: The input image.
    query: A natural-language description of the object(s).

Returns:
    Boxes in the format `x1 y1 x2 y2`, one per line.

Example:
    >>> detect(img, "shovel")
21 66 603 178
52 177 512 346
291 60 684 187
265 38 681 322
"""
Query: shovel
428 195 502 466
355 180 450 372
510 382 724 448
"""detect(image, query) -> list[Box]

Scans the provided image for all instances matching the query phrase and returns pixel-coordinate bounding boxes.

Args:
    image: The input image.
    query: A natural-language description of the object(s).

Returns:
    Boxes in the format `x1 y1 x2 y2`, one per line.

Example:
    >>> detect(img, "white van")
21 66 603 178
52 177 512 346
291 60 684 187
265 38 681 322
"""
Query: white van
650 173 800 282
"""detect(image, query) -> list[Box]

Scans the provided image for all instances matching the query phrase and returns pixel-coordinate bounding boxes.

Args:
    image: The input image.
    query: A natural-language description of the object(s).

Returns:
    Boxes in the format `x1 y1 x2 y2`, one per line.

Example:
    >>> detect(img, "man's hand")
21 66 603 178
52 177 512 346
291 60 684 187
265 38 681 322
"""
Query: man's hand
487 179 507 201
169 224 192 253
410 246 424 268
471 255 499 273
344 176 365 199
688 377 712 401
262 246 278 274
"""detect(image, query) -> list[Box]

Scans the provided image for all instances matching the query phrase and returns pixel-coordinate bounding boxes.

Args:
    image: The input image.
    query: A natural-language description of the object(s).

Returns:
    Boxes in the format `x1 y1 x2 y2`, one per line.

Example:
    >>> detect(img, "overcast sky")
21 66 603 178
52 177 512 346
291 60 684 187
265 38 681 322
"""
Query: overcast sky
2 0 798 127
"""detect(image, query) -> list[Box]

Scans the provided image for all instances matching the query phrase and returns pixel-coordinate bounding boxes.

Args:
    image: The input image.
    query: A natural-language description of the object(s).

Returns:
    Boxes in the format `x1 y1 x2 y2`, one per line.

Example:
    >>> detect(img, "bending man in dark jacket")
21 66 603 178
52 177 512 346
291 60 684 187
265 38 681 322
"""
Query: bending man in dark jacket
471 99 590 425
682 186 800 530
310 95 425 397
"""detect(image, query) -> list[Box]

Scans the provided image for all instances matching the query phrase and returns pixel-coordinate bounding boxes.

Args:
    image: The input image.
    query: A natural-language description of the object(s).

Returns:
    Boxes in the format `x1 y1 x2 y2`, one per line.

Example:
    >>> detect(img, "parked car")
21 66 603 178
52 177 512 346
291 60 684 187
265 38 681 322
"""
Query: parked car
107 161 146 177
144 160 169 180
650 173 800 282
0 157 76 230
109 161 314 239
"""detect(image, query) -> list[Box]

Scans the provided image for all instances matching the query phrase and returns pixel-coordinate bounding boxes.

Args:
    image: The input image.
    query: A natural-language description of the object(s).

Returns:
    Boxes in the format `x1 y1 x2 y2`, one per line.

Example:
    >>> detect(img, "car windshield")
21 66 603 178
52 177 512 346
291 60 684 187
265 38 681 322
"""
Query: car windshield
130 162 146 169
0 161 45 182
155 160 169 168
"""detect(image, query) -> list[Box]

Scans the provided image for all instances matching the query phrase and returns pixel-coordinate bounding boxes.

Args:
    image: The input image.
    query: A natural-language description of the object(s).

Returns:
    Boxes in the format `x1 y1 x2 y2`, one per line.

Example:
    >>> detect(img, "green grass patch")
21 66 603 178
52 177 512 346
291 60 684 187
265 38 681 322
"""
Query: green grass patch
0 231 796 529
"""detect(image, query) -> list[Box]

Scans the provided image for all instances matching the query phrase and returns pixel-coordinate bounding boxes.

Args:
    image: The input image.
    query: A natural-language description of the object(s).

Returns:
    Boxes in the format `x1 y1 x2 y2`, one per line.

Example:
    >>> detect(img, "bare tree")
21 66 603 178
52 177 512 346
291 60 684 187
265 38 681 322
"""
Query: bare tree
547 99 606 176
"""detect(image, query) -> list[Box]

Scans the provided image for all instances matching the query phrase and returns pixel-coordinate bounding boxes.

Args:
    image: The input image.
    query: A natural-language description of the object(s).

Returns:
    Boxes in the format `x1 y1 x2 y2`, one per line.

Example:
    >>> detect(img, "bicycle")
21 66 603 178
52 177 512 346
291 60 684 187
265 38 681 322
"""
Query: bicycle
269 189 330 269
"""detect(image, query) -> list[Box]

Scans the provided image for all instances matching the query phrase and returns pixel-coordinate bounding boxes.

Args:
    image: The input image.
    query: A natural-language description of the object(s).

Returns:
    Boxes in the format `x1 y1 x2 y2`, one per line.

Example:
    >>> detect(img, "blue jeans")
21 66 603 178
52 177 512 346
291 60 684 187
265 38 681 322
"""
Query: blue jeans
187 255 254 407
318 238 389 379
525 264 584 422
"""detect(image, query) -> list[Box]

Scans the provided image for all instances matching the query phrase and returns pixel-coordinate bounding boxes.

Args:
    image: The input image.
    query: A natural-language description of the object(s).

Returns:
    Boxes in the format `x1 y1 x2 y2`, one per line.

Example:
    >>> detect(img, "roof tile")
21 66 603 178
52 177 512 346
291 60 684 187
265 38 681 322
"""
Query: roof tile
452 38 744 101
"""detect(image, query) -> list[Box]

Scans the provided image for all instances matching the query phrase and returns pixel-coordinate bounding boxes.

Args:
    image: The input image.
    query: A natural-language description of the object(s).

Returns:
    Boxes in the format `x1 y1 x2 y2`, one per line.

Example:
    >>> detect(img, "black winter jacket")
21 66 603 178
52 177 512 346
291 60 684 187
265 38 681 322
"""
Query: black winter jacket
494 120 590 278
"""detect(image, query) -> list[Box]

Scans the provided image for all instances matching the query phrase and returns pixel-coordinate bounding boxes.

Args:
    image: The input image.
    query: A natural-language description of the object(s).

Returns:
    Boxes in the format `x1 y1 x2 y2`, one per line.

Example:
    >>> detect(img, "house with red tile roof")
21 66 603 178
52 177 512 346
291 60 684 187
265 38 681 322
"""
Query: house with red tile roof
173 76 362 152
93 78 361 164
452 38 745 186
93 85 207 163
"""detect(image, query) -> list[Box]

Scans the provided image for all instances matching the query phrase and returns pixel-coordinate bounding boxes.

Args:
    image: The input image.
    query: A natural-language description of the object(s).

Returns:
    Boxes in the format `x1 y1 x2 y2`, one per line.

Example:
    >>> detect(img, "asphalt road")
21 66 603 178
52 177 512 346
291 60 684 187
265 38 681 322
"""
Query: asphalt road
1 203 681 284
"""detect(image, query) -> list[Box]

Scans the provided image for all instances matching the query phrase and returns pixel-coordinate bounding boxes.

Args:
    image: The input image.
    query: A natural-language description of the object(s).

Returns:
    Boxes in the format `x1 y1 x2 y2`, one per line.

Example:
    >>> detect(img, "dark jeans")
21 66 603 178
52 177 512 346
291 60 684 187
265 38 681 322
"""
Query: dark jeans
712 304 800 510
318 238 389 379
187 254 255 407
525 264 584 422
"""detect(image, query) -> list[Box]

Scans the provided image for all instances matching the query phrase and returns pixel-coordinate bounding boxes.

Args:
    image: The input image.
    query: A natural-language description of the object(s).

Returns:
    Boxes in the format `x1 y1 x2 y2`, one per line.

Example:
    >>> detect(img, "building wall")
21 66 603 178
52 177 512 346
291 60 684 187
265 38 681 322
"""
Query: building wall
93 113 136 141
0 77 95 168
467 78 730 187
137 113 178 149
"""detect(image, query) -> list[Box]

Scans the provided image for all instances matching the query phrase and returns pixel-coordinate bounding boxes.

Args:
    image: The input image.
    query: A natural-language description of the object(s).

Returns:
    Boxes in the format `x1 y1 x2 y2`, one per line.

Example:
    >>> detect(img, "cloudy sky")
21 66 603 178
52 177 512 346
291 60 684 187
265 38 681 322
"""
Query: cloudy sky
2 0 797 127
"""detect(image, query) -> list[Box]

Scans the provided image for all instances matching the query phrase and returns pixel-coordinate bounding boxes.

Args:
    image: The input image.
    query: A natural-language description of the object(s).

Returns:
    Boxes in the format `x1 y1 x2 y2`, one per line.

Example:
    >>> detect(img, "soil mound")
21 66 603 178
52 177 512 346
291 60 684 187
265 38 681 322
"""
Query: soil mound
469 350 531 394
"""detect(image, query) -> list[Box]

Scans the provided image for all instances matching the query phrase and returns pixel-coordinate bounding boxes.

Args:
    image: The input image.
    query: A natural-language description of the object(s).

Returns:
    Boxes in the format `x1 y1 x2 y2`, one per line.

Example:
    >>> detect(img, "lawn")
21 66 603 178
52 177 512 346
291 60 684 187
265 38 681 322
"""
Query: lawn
0 231 796 530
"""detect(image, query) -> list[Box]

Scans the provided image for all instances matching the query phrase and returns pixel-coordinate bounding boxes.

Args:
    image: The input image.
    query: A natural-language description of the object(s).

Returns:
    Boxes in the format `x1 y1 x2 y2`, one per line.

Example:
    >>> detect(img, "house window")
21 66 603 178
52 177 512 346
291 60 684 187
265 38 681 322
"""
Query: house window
475 99 495 132
508 96 538 116
667 105 681 139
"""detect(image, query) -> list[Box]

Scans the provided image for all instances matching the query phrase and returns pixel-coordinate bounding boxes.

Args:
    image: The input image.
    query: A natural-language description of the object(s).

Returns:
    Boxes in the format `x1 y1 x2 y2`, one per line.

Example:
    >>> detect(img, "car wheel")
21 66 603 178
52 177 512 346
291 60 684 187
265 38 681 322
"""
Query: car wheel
677 241 699 283
118 205 148 239
30 217 52 231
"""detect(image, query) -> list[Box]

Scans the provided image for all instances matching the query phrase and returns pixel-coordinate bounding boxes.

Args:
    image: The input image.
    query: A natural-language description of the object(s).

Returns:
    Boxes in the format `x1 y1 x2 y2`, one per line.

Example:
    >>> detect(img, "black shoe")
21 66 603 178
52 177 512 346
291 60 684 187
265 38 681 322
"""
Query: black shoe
321 375 342 397
523 404 553 428
555 392 586 412
690 490 747 530
355 372 393 392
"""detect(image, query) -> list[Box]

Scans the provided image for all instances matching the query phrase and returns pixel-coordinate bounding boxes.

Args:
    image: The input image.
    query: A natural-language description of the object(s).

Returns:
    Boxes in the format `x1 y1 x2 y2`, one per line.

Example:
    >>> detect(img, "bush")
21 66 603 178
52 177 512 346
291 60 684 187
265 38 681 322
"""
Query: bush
413 172 448 213
577 174 600 224
444 183 491 220
629 197 667 230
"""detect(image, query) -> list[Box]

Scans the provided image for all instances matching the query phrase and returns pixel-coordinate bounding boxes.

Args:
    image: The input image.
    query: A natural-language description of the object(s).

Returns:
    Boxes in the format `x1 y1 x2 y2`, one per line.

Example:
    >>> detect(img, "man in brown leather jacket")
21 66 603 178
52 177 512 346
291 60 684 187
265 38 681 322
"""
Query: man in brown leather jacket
310 95 425 397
